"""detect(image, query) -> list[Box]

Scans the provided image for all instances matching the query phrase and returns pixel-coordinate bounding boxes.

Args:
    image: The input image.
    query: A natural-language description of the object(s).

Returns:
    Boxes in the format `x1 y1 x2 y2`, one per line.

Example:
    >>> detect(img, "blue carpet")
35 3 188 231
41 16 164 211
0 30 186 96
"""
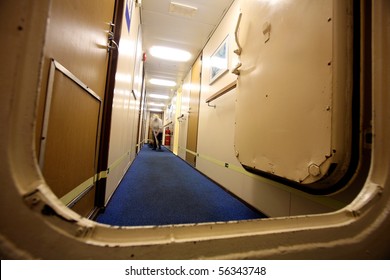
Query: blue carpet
96 146 266 226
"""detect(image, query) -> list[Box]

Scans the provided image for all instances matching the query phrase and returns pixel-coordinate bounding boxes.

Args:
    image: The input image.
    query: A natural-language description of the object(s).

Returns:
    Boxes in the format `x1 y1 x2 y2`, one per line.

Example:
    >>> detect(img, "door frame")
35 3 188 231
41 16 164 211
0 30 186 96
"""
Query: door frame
185 54 202 166
93 0 125 215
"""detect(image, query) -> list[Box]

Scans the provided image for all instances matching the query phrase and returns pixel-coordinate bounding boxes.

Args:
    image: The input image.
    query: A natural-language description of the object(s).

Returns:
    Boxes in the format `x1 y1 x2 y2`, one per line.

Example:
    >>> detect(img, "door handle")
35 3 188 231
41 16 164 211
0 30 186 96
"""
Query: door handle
234 12 243 55
107 39 119 52
107 22 118 52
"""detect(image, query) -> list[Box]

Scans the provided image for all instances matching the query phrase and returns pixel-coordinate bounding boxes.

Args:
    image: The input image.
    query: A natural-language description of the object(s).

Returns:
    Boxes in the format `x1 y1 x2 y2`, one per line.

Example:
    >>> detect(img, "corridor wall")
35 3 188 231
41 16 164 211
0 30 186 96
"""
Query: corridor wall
177 72 191 160
104 2 144 204
193 0 354 217
35 0 116 216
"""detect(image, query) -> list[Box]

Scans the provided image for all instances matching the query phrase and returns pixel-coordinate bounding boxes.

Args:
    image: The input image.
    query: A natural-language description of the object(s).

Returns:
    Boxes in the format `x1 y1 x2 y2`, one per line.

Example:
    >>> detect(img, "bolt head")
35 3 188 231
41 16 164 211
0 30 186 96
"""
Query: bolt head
308 164 321 177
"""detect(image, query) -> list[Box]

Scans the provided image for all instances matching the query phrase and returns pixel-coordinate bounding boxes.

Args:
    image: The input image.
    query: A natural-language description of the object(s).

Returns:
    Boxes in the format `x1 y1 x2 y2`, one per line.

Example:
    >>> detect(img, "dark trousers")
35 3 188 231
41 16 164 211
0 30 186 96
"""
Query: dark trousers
153 132 163 149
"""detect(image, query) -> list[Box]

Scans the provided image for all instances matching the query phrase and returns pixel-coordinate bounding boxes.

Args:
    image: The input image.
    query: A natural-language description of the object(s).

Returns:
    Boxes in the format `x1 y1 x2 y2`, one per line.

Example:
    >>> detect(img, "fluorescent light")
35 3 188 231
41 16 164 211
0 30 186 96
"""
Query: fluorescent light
148 94 169 100
150 46 191 62
149 78 176 87
149 108 163 112
148 102 165 107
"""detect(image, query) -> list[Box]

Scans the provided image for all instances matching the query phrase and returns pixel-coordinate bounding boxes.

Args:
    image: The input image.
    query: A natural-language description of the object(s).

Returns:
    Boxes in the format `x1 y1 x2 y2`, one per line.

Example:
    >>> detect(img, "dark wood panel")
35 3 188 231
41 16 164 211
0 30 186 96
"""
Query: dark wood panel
41 67 101 204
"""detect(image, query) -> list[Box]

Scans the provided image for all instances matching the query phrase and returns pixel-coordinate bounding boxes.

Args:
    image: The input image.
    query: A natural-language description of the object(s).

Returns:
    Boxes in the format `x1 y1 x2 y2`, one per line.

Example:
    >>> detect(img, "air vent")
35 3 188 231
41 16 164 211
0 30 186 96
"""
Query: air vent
169 2 198 18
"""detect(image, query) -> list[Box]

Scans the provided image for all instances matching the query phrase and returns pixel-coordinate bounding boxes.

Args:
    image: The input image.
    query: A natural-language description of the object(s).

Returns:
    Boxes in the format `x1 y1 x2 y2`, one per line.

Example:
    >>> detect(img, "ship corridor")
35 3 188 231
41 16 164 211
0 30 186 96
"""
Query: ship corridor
28 0 369 227
96 145 266 226
2 0 390 260
24 0 366 226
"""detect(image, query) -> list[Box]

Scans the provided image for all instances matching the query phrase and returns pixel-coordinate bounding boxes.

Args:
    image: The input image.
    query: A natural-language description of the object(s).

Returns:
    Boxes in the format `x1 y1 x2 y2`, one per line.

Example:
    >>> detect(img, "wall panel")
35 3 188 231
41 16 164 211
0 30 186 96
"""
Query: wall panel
36 0 115 217
40 63 101 201
195 0 349 217
177 72 191 160
104 2 143 204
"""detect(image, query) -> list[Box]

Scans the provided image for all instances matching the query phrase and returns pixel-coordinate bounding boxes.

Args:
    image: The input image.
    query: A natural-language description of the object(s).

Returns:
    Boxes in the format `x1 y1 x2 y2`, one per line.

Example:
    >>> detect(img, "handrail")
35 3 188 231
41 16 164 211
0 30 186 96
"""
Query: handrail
205 80 237 108
234 13 243 55
164 121 173 127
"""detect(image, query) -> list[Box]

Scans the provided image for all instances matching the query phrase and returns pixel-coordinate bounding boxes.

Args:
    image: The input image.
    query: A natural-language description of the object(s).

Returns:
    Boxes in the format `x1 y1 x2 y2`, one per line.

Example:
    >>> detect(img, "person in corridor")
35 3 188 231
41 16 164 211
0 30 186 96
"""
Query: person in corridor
150 114 163 151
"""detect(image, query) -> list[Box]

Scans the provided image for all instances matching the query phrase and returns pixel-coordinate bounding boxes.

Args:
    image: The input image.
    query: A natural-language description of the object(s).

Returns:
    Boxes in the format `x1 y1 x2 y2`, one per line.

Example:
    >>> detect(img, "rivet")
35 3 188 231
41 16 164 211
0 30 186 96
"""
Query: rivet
30 197 40 205
24 193 41 208
75 227 87 237
352 210 361 217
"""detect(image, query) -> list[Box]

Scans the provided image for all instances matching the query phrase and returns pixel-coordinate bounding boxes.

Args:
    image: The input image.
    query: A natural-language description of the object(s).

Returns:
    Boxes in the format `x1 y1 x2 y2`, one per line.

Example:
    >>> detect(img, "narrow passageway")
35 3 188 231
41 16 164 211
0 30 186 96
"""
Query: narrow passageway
96 145 266 226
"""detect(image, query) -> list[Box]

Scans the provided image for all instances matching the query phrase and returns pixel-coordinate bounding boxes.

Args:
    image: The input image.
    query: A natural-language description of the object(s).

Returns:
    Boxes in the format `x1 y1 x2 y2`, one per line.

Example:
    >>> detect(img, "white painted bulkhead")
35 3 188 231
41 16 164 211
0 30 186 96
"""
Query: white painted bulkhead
186 0 341 217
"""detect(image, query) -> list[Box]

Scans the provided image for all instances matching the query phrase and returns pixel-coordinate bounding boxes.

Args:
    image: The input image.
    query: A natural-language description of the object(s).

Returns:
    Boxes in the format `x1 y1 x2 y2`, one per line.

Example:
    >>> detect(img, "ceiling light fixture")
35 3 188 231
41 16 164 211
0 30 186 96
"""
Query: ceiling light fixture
148 102 165 107
149 108 163 112
148 94 170 100
149 78 177 87
149 46 191 62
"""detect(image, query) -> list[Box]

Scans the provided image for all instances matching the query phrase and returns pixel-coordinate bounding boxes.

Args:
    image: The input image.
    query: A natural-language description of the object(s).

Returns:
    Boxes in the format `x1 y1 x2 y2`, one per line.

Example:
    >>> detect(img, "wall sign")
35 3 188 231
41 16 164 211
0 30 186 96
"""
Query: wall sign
125 0 134 33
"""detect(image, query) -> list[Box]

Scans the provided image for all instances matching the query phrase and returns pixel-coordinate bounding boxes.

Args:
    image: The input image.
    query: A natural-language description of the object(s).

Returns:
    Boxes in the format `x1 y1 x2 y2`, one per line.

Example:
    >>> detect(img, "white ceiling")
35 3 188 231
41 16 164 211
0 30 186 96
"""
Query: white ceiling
140 0 235 106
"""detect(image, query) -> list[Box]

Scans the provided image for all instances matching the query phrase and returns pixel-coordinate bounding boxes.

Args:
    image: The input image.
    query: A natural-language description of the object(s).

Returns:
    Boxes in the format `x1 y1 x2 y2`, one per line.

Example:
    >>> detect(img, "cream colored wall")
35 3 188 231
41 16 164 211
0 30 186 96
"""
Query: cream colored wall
172 87 181 155
135 28 146 152
164 91 177 150
195 0 334 217
177 71 191 159
105 2 143 204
